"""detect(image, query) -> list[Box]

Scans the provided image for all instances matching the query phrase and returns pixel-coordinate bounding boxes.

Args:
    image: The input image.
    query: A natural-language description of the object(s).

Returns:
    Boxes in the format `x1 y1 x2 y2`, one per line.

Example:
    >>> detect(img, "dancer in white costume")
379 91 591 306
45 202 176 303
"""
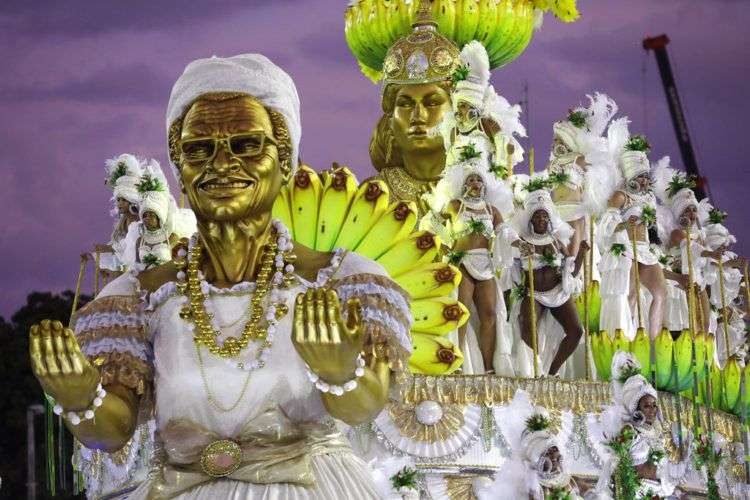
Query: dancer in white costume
424 40 522 374
101 153 143 272
479 392 582 500
29 54 412 500
593 352 686 499
599 126 665 340
511 184 587 375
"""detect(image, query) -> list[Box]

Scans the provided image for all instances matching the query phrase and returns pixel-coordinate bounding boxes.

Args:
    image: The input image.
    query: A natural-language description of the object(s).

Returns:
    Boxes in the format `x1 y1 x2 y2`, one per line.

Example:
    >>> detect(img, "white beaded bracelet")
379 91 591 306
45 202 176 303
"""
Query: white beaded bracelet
306 354 366 396
50 383 107 426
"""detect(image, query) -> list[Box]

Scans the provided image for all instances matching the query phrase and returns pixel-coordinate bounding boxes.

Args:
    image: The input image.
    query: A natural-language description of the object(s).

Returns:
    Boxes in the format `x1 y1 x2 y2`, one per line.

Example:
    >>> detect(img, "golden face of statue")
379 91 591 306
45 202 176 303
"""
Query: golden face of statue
178 95 284 223
390 83 450 157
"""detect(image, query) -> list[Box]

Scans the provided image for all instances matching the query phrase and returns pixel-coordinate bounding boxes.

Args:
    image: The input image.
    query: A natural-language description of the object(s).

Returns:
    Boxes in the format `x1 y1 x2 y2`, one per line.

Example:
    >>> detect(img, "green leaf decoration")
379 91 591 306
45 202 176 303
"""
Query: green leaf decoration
625 134 651 153
708 208 727 225
523 177 552 193
108 161 129 187
541 248 558 268
605 426 641 499
567 109 587 129
658 254 673 267
548 171 571 187
390 466 422 490
666 173 697 198
451 64 470 84
511 282 527 301
617 364 642 384
467 218 487 235
545 487 573 500
447 250 466 266
525 413 551 433
693 434 723 500
458 142 481 163
646 449 665 466
640 205 657 227
610 243 626 257
137 174 166 194
489 162 508 179
141 253 160 269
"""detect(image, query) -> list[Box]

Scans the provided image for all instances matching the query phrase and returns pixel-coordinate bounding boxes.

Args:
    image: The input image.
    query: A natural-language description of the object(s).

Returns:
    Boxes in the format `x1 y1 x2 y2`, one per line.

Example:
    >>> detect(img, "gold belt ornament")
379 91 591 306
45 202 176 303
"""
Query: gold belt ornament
148 409 349 499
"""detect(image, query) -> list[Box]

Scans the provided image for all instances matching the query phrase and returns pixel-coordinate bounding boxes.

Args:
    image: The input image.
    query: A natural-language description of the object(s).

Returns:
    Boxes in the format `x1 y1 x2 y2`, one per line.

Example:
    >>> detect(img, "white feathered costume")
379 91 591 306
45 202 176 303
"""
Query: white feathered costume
102 153 143 271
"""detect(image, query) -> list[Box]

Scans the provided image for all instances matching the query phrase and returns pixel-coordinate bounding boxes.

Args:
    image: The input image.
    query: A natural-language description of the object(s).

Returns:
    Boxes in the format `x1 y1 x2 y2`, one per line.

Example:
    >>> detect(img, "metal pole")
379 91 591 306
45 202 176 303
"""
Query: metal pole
717 258 732 363
583 232 591 380
27 404 44 500
527 253 539 378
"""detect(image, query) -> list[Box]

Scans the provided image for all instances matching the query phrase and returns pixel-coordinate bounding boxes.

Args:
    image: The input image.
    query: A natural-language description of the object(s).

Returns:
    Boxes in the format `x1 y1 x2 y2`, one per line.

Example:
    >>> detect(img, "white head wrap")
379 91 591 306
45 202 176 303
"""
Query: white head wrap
521 426 557 466
704 222 735 251
430 162 514 216
652 156 702 231
453 41 490 111
620 150 651 182
138 159 172 227
610 351 659 419
166 54 301 171
513 186 573 245
105 153 143 205
552 93 617 157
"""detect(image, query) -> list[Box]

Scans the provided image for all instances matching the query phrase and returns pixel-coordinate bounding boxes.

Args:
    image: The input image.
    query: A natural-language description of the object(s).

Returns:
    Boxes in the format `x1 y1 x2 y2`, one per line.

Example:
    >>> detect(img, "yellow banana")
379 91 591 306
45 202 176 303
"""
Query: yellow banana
597 329 614 380
629 327 650 378
550 0 579 22
271 182 293 232
475 0 498 47
590 331 604 379
723 356 741 413
432 0 457 40
334 179 390 250
409 333 464 375
289 165 322 249
694 331 707 381
315 166 358 251
376 230 441 277
710 362 722 409
612 328 629 357
654 328 674 390
673 330 693 391
410 296 469 335
705 333 716 368
355 201 417 260
393 263 461 300
486 0 514 62
456 0 480 46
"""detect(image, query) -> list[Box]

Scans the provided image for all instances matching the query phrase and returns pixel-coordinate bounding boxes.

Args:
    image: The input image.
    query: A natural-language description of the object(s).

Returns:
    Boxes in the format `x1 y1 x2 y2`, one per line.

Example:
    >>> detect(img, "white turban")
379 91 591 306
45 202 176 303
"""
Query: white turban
105 153 143 205
620 150 650 182
521 428 557 466
705 223 736 251
513 187 573 245
670 188 698 221
620 374 658 417
166 54 301 170
453 41 490 111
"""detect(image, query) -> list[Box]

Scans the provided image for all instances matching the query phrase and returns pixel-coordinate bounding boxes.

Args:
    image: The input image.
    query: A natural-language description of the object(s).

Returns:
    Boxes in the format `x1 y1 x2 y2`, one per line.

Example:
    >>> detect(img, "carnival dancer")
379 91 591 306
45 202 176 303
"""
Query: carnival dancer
480 392 582 500
546 93 618 258
599 126 665 340
512 182 587 376
29 54 413 500
593 352 686 498
101 153 143 272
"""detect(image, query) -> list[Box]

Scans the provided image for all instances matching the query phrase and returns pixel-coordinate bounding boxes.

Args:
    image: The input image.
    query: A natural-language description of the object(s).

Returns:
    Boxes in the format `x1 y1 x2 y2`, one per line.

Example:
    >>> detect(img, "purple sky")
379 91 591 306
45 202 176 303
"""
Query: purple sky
1 0 748 318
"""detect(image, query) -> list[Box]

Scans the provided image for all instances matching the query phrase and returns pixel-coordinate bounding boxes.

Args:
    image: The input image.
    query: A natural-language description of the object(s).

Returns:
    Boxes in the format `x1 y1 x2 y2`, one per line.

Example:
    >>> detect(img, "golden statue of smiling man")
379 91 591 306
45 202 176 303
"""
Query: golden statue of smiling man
28 54 412 499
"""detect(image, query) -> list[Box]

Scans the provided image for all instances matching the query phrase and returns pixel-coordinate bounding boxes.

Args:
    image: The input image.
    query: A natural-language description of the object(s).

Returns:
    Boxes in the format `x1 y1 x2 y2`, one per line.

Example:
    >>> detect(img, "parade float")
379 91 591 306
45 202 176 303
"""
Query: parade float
28 1 750 499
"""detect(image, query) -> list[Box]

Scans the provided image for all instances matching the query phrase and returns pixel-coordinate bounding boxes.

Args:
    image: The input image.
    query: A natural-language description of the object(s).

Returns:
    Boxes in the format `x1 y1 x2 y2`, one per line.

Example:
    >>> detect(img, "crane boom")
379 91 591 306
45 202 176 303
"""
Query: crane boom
643 34 706 199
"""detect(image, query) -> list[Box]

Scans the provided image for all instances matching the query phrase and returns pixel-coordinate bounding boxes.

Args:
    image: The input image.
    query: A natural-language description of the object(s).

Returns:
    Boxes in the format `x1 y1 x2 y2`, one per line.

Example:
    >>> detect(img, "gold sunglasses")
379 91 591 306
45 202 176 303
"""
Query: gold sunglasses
180 131 278 163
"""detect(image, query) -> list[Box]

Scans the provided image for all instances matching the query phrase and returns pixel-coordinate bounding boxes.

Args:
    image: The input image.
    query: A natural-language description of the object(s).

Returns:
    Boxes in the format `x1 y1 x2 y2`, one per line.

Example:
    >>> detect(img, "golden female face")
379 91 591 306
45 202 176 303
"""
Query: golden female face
390 83 450 156
177 95 285 223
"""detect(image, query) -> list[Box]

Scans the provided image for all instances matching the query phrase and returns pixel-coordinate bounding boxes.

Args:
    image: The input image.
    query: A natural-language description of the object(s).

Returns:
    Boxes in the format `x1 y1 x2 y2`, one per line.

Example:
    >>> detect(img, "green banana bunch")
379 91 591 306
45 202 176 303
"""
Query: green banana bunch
355 201 417 260
271 182 293 232
334 179 390 250
344 0 580 80
315 166 358 251
575 280 601 334
289 165 322 249
409 333 465 375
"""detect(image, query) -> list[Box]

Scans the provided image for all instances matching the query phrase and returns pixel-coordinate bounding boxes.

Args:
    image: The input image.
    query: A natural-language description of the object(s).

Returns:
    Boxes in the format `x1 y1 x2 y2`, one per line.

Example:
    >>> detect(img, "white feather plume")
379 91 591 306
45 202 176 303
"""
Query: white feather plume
460 40 490 88
585 92 619 138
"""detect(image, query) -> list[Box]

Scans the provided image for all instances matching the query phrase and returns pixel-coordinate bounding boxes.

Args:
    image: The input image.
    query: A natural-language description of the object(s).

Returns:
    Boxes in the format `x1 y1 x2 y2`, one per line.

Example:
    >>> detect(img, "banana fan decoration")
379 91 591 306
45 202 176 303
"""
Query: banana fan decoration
591 328 750 418
274 165 469 375
345 0 580 82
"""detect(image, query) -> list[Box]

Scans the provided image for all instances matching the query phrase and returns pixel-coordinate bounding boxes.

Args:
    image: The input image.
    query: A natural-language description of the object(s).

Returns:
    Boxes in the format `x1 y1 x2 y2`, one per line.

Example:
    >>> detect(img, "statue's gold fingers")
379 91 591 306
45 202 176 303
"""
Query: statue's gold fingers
315 289 330 343
345 298 362 335
293 293 306 344
304 288 317 343
325 289 342 344
52 323 73 375
29 325 47 377
64 330 86 375
40 321 60 376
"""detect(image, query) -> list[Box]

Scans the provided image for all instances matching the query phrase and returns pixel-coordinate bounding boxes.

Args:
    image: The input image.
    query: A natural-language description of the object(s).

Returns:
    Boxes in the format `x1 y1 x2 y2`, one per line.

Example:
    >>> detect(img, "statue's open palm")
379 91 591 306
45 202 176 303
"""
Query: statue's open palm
29 320 100 409
292 288 364 385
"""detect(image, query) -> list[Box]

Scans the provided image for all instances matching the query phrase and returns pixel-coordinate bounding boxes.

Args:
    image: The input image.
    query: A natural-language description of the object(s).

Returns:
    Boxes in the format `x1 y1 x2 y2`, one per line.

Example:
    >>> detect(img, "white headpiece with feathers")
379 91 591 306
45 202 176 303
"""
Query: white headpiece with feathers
105 153 143 206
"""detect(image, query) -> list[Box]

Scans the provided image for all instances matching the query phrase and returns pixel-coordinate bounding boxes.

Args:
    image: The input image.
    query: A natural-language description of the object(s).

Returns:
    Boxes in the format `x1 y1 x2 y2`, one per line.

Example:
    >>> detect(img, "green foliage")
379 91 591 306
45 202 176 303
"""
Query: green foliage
467 218 487 235
693 434 723 500
489 162 508 179
136 174 165 194
658 254 673 267
545 487 573 500
708 208 727 225
567 109 587 128
610 243 626 257
646 449 665 466
451 64 470 84
547 171 571 187
525 413 551 432
640 205 657 227
605 426 641 499
107 161 128 187
458 142 482 163
666 173 697 198
541 248 559 268
447 250 466 266
142 253 161 269
625 134 651 153
617 364 642 384
390 466 422 490
511 282 527 301
523 177 552 193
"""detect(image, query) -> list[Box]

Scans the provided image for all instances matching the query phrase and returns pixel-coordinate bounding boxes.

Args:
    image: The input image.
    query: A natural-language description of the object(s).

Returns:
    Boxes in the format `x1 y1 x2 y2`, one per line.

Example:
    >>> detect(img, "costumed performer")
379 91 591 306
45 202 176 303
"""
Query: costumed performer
100 153 143 273
28 53 413 500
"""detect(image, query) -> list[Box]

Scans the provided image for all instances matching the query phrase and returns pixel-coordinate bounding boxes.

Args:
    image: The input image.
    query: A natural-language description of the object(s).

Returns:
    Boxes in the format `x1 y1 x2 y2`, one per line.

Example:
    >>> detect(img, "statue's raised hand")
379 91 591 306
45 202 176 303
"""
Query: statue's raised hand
29 320 100 409
292 288 364 385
